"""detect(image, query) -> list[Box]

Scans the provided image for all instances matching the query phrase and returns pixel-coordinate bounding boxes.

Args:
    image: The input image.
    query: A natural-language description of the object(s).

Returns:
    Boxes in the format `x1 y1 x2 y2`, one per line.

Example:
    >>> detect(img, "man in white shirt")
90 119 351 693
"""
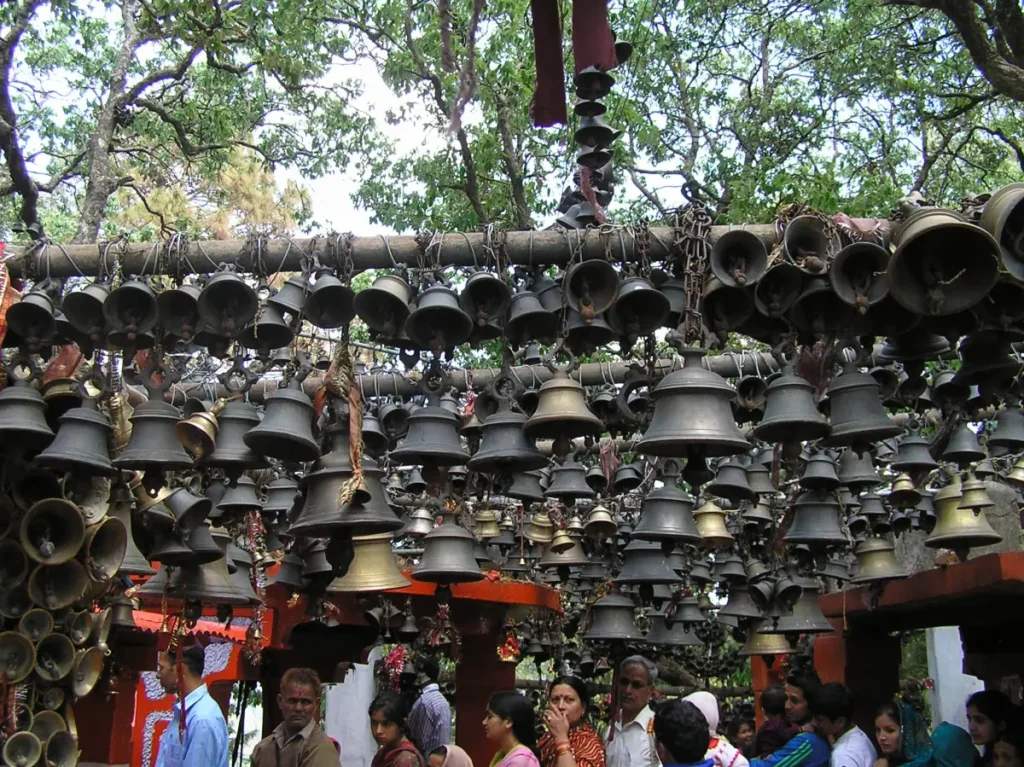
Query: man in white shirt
810 683 876 767
605 655 662 767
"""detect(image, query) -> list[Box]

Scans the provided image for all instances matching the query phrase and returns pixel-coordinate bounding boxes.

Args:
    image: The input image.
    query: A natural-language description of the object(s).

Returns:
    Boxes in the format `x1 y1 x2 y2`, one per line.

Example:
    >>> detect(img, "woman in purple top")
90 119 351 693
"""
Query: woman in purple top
484 692 542 767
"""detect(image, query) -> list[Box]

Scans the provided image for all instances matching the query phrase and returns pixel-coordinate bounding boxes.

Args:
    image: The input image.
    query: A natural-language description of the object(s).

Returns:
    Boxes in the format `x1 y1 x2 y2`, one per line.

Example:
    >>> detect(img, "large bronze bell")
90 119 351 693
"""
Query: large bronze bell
468 404 547 474
851 537 906 583
289 426 402 537
830 242 890 312
606 276 670 337
305 269 355 329
200 400 268 471
329 533 409 592
504 289 557 347
354 274 413 336
103 280 159 344
701 277 755 337
35 397 114 476
637 348 749 457
706 457 755 502
0 631 35 683
980 182 1024 278
614 540 683 587
564 260 620 320
114 399 193 474
925 478 1001 558
693 500 734 548
27 561 88 610
784 491 846 548
20 499 85 565
544 455 596 502
524 366 603 444
80 516 127 583
632 473 701 546
754 263 803 317
784 215 837 274
583 593 643 641
823 362 900 449
198 266 259 337
0 380 55 451
390 404 468 466
890 208 1000 315
412 518 485 585
243 380 320 462
405 285 473 351
760 578 832 635
711 229 767 287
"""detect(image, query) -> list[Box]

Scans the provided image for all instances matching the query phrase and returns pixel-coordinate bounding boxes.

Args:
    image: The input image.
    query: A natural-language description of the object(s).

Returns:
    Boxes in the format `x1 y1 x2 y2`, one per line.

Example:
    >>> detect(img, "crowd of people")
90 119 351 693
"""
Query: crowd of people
150 647 1022 767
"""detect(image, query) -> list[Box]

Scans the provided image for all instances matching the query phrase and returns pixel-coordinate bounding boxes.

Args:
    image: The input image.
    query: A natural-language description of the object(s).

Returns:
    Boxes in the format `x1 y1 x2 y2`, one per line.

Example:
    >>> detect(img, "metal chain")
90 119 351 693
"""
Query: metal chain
672 202 712 346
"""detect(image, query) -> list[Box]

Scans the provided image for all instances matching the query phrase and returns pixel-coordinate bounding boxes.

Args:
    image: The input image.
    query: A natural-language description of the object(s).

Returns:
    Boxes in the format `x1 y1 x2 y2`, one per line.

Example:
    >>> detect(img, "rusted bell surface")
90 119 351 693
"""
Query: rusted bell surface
200 401 268 470
583 593 643 641
824 362 901 448
390 405 468 466
468 406 547 474
405 285 473 351
0 383 55 451
711 229 767 287
851 537 907 583
305 270 355 329
754 365 832 447
564 260 620 320
243 382 320 463
412 519 485 585
355 274 413 336
638 348 749 457
35 398 114 476
785 491 846 548
606 276 670 337
545 456 596 502
114 400 193 473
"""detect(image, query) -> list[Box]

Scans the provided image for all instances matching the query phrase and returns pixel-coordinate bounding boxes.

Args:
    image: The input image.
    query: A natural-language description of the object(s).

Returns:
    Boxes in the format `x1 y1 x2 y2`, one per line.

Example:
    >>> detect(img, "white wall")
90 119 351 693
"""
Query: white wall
926 626 984 730
324 648 383 767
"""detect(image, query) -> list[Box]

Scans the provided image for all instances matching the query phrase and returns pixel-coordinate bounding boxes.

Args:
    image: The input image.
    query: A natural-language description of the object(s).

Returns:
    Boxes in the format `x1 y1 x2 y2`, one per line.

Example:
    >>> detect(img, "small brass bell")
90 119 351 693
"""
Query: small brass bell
739 621 792 657
472 509 501 539
80 516 128 583
354 274 413 336
20 499 85 565
3 730 42 767
524 365 603 444
403 508 436 538
0 631 36 683
957 473 995 513
524 511 555 544
27 559 88 611
888 474 922 509
18 608 53 643
71 646 105 697
584 505 617 540
243 379 320 463
693 500 734 548
851 537 907 583
1005 457 1024 488
412 518 485 585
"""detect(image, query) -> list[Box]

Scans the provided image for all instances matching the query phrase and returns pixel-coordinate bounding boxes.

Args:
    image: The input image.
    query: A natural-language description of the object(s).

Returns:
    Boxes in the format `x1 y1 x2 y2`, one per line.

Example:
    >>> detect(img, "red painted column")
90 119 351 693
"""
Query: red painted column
750 656 787 728
75 669 139 765
814 630 899 735
455 633 517 767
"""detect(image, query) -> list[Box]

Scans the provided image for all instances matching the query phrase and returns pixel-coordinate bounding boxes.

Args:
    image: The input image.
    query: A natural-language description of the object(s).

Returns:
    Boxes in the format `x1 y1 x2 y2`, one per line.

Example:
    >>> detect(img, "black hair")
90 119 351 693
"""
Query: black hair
967 690 1015 756
369 690 409 730
420 656 441 684
786 671 822 700
167 645 204 678
548 675 591 717
876 701 901 721
654 700 709 765
809 682 854 723
487 691 539 756
727 717 755 739
760 686 786 717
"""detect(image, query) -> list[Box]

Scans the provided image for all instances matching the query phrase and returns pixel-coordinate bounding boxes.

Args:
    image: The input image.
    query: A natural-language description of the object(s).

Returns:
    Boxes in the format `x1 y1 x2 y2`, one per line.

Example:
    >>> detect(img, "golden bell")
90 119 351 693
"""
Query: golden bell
693 500 734 548
27 561 88 611
926 477 1002 558
20 499 86 565
175 410 219 459
0 631 36 683
523 366 604 444
68 611 93 646
958 472 994 513
472 509 501 539
70 647 104 698
44 730 79 767
3 731 42 767
584 505 616 540
850 538 907 584
35 633 75 682
524 511 554 544
328 533 409 593
29 710 65 743
18 609 53 643
738 620 792 657
549 528 574 554
90 608 112 655
888 473 922 509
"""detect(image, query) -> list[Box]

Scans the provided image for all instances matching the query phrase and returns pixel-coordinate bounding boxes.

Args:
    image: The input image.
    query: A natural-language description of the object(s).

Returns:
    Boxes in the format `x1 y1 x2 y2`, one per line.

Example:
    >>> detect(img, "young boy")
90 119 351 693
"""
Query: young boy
753 686 798 758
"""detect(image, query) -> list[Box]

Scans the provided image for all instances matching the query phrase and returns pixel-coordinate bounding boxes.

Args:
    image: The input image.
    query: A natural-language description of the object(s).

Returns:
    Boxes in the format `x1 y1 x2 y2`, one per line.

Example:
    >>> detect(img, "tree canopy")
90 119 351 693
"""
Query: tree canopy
0 0 1021 242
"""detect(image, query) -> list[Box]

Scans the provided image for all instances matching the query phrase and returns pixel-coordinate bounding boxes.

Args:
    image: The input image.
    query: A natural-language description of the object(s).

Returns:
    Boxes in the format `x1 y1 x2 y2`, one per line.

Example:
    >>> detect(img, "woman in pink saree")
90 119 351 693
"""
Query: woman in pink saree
484 692 542 767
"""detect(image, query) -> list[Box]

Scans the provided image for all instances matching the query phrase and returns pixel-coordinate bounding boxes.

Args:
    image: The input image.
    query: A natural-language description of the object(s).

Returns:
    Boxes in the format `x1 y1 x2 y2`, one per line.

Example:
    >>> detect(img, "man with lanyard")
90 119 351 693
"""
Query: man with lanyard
605 655 661 767
252 667 340 767
155 644 229 767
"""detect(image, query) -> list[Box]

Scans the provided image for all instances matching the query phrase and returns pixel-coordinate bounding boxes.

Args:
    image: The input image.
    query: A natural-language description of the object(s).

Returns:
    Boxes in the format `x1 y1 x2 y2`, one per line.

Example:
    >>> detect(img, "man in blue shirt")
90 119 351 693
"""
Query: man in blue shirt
750 673 830 767
155 644 229 767
653 699 715 767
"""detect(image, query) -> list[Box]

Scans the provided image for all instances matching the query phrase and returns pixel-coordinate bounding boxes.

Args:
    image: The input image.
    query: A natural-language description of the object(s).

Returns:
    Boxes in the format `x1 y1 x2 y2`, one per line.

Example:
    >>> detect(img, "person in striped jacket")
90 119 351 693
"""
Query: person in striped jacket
750 673 830 767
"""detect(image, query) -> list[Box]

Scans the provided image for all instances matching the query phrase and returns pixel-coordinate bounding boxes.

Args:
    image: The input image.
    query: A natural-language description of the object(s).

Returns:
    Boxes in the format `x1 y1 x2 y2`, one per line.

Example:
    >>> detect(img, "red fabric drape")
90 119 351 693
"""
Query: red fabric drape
572 0 618 74
530 0 568 127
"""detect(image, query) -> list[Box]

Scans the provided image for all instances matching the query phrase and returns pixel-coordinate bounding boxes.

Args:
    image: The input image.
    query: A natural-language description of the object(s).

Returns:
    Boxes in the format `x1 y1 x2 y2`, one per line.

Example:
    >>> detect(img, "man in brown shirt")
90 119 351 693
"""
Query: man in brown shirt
252 668 339 767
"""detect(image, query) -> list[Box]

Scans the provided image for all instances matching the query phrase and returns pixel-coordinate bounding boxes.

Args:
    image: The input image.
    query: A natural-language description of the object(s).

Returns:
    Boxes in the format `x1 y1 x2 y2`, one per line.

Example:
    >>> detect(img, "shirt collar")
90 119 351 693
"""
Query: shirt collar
422 683 440 693
173 684 209 713
275 720 316 743
616 705 654 731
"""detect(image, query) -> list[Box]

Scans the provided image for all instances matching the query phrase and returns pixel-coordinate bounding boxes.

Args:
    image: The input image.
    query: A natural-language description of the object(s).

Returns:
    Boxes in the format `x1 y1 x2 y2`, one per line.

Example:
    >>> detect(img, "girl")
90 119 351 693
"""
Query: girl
966 691 1014 764
682 691 750 767
537 676 605 767
483 691 542 767
370 691 426 767
873 701 976 767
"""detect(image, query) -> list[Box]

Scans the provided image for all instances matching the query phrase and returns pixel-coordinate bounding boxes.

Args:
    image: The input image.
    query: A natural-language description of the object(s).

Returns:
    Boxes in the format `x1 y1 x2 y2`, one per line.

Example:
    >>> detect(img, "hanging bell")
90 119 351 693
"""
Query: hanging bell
305 269 355 329
563 309 615 356
263 475 300 518
612 462 644 493
754 262 804 318
584 505 617 540
988 407 1024 451
390 404 468 466
103 280 159 343
888 474 922 509
157 284 202 341
692 500 734 548
168 524 251 606
328 533 408 592
784 492 847 549
711 230 768 287
957 473 997 514
701 278 755 337
633 471 701 547
942 422 986 467
747 464 776 496
797 453 840 491
605 276 670 337
62 282 110 344
823 362 901 449
80 516 127 583
614 540 683 588
545 455 597 502
760 578 833 635
354 274 414 337
35 397 114 476
891 428 939 476
200 401 268 471
460 271 512 328
405 285 473 352
890 208 999 316
645 607 703 647
18 609 53 643
0 379 54 451
851 538 907 583
403 466 427 494
472 509 501 539
783 215 837 274
837 448 881 491
238 304 295 352
979 183 1024 277
583 592 643 641
524 365 603 444
585 464 608 493
638 348 749 457
226 544 262 605
507 470 545 503
0 631 35 683
524 511 555 544
20 499 85 565
243 379 320 462
412 518 485 585
738 621 792 657
504 289 557 347
830 242 890 312
575 66 614 99
0 582 31 620
791 278 855 336
266 274 310 318
197 266 259 337
468 404 547 474
27 561 88 610
538 534 588 572
706 457 755 502
8 287 56 348
718 587 762 620
114 397 193 475
564 260 620 321
3 731 42 767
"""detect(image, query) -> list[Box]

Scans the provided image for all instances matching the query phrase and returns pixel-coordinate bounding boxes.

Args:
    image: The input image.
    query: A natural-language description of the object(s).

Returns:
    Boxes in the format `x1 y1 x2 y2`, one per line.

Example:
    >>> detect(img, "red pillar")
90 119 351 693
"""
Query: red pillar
750 656 787 728
455 633 516 767
813 631 899 735
75 668 139 765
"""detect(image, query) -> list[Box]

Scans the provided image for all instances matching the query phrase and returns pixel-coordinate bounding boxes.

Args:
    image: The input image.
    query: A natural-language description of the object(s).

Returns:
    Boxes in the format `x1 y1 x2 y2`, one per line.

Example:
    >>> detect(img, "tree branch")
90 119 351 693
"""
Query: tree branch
494 93 532 230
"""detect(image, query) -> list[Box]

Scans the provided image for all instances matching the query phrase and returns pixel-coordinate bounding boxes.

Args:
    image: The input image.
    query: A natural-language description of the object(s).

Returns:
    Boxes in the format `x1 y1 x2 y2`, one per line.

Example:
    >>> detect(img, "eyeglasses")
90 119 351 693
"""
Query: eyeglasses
617 678 649 690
